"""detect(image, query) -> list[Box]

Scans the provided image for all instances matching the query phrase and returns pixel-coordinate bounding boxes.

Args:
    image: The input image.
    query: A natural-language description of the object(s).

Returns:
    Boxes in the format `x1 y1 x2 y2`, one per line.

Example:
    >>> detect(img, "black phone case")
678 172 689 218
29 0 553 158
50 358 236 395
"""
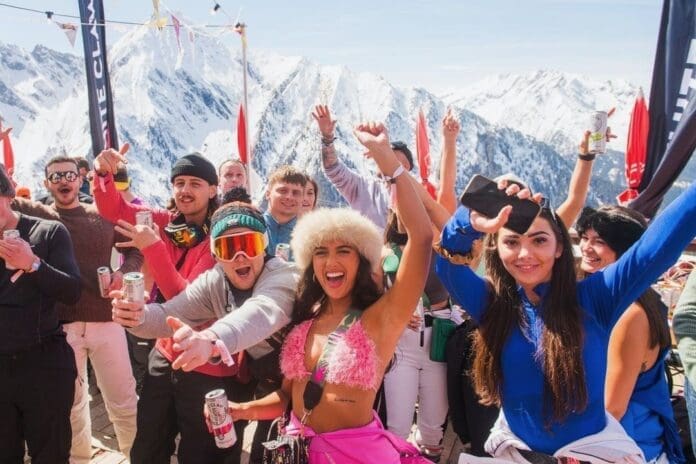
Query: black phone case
459 174 541 234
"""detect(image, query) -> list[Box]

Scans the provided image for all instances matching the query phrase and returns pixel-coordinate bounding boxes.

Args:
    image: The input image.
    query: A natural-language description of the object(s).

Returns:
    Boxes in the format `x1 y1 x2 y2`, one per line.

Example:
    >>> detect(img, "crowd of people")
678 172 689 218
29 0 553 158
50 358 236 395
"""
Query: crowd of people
2 103 696 464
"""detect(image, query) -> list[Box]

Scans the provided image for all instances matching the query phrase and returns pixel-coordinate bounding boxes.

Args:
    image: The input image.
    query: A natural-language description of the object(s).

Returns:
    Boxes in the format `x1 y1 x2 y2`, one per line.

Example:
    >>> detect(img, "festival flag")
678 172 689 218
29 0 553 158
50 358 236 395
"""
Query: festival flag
171 14 181 51
415 109 437 199
617 89 649 205
237 104 248 165
55 21 78 47
78 0 119 156
149 0 167 29
0 125 14 171
630 0 696 216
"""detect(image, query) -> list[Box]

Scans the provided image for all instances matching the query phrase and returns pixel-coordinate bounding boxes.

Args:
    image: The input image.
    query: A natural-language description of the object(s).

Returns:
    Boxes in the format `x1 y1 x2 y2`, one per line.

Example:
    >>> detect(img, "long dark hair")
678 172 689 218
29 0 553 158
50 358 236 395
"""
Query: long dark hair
292 254 382 324
577 205 670 351
471 208 587 426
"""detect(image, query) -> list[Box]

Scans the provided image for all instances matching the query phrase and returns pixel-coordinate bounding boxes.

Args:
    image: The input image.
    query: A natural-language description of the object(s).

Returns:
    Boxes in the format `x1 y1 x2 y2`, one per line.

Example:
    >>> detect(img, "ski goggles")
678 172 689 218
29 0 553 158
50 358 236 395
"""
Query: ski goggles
211 231 267 261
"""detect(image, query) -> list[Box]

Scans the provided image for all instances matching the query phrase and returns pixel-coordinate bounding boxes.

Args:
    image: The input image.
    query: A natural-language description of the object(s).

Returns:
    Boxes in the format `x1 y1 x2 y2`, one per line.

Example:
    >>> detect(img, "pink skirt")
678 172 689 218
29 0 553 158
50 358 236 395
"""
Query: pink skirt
284 411 431 464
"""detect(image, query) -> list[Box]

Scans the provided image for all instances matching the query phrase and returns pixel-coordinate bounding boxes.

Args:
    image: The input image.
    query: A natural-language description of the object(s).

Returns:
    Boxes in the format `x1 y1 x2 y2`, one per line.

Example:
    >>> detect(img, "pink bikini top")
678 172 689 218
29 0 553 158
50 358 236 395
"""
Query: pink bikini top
280 319 382 391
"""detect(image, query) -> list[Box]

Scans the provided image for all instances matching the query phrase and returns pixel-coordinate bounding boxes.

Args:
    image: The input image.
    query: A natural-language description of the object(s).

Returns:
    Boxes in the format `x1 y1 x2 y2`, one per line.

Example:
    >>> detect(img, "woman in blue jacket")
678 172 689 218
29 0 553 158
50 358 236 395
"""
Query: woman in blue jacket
435 180 696 459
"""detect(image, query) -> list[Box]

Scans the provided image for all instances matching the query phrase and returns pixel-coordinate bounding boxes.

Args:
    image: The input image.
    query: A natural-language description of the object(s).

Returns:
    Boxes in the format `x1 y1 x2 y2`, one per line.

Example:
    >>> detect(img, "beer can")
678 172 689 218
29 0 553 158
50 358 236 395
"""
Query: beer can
3 229 20 240
97 266 112 298
123 272 145 303
135 210 154 229
3 229 20 270
205 389 236 448
275 243 290 261
589 110 608 154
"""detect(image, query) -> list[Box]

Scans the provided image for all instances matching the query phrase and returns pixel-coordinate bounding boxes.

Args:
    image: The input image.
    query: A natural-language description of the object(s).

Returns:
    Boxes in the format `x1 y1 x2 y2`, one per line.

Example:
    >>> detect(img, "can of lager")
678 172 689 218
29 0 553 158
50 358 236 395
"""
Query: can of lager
97 266 112 298
3 229 20 269
589 111 608 154
205 389 236 448
123 272 145 303
275 243 290 261
135 210 154 229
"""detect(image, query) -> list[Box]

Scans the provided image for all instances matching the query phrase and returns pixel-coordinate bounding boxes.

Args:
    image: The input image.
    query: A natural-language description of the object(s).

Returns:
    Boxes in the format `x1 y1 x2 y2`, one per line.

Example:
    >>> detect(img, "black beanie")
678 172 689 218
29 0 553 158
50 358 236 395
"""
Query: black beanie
391 141 414 171
170 153 218 186
576 206 647 256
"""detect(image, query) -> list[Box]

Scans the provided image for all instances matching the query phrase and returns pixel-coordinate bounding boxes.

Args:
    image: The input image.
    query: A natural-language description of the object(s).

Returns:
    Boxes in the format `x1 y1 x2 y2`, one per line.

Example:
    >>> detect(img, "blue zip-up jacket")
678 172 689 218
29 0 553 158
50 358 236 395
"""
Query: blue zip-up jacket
435 182 696 455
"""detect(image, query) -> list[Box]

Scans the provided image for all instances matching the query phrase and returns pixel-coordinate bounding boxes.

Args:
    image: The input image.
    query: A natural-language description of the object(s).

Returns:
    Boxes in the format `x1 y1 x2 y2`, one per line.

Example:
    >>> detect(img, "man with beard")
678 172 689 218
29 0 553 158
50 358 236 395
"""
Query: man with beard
0 164 81 464
263 165 306 260
93 148 244 463
11 156 142 463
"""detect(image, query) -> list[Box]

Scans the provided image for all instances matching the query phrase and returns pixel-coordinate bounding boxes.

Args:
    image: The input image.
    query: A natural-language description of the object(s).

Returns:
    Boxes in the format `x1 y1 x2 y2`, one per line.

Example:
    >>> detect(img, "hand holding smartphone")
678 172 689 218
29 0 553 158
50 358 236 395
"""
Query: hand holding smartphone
459 174 541 234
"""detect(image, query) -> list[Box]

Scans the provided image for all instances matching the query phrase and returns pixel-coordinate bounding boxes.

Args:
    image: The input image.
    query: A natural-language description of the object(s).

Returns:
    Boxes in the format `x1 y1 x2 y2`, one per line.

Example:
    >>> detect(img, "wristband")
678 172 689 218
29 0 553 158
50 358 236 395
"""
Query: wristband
212 339 235 367
321 135 336 146
384 164 406 184
578 153 596 161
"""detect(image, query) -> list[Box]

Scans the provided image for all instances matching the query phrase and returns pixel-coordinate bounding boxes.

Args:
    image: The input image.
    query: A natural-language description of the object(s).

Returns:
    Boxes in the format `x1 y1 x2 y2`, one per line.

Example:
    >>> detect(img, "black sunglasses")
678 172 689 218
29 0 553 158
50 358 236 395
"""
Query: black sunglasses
47 171 79 184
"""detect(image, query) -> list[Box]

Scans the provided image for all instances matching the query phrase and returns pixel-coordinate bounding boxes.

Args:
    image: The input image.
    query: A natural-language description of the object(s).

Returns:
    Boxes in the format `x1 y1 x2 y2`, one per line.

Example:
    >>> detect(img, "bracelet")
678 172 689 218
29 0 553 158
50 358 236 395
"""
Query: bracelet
210 339 234 367
384 164 406 184
432 239 482 266
321 135 336 146
578 153 596 161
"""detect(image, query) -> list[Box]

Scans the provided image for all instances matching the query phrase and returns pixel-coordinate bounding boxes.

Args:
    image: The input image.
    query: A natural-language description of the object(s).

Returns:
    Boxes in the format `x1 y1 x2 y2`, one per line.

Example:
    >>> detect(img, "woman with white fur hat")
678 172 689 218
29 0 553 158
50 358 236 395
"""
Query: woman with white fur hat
225 121 434 463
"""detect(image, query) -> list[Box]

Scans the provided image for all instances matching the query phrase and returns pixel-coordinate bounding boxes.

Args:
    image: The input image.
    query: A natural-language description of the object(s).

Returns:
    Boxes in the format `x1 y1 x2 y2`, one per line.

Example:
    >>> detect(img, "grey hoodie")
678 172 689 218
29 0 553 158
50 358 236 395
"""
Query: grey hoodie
129 257 300 357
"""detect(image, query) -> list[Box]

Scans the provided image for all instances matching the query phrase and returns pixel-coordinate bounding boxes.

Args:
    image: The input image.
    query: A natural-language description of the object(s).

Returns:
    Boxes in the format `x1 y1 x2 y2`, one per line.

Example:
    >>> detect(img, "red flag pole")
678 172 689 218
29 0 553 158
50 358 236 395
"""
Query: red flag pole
0 118 14 171
617 88 649 205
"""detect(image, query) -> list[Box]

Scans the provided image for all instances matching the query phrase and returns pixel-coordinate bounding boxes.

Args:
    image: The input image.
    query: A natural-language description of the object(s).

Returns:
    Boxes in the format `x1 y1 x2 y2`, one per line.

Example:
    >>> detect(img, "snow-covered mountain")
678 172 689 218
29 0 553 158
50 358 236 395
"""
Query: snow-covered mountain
0 27 640 209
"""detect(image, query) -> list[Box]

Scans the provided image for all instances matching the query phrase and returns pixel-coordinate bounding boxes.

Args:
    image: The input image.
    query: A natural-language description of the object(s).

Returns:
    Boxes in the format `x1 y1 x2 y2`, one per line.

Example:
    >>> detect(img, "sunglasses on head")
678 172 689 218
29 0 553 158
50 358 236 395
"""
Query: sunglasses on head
47 171 79 184
212 231 267 262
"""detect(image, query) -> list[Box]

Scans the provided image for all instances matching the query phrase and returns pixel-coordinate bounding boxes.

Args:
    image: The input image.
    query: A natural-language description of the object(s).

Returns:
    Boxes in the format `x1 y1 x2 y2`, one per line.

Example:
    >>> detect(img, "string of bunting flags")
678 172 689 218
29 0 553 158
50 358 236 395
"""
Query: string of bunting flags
0 1 243 49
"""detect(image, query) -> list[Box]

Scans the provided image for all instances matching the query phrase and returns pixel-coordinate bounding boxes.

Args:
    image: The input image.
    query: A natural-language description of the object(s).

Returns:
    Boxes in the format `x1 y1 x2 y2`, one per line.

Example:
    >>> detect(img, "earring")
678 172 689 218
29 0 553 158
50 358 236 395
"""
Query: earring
312 273 317 283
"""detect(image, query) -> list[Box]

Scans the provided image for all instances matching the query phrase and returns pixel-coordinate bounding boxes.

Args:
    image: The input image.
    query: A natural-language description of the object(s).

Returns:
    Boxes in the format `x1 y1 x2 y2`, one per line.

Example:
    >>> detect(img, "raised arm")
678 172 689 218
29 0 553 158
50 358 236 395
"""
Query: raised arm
313 105 388 227
584 181 696 328
355 122 432 340
437 108 460 214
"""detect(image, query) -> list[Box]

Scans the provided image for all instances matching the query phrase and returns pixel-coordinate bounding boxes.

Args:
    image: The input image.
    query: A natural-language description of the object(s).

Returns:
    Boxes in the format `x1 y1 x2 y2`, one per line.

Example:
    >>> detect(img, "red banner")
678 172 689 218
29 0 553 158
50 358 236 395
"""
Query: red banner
1 128 14 171
237 103 248 165
618 90 649 205
415 110 436 198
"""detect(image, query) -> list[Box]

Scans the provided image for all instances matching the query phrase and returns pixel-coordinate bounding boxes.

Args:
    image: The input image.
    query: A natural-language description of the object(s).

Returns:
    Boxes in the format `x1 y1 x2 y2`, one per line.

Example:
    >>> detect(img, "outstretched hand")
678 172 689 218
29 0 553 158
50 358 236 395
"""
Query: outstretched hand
312 105 337 138
94 143 130 176
469 180 542 234
167 317 216 372
353 122 400 176
114 219 161 251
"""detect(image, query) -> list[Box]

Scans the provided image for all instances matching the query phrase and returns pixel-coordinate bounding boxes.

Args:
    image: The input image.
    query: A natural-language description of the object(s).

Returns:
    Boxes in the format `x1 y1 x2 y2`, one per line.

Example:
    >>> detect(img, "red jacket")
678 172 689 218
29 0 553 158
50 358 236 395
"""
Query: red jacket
94 172 236 377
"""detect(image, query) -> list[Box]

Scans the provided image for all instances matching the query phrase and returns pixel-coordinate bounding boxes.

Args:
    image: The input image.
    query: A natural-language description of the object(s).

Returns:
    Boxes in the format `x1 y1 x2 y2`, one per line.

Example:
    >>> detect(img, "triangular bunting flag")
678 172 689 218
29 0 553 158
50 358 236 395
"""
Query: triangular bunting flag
55 22 78 47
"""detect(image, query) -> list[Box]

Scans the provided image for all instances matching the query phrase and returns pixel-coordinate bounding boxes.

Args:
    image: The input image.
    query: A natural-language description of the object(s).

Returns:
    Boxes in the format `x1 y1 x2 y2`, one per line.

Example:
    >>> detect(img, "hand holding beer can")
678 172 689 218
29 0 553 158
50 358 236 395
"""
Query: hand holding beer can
205 389 236 448
123 272 145 303
2 229 20 270
589 110 608 154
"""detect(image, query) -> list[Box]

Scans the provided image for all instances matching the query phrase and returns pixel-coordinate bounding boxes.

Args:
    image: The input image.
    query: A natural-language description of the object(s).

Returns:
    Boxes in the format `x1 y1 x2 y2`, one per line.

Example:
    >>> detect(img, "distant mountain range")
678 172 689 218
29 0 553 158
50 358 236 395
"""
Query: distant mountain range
1 25 678 211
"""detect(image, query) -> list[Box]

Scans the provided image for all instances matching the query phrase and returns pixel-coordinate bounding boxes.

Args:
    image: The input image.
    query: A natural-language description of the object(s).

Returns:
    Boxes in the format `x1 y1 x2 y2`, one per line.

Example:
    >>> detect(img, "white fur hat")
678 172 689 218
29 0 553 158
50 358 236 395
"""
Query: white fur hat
290 208 383 272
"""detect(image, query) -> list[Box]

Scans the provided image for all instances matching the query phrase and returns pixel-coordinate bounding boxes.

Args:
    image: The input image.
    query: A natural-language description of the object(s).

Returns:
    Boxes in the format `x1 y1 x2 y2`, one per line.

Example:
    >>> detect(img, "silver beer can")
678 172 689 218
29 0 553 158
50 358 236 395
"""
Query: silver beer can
275 243 290 261
3 229 20 270
135 210 154 229
123 272 145 303
205 389 236 448
97 266 112 298
589 110 608 154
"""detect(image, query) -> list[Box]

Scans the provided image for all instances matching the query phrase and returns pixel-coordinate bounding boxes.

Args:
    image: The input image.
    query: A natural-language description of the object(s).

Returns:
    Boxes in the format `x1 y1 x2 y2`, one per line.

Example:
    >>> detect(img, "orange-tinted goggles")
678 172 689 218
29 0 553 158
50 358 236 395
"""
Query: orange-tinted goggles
212 231 267 261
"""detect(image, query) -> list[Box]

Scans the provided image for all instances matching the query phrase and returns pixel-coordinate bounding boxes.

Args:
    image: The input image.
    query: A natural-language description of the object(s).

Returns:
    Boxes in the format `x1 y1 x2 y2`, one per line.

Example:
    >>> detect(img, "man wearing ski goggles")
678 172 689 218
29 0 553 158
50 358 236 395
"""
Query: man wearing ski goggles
211 229 267 262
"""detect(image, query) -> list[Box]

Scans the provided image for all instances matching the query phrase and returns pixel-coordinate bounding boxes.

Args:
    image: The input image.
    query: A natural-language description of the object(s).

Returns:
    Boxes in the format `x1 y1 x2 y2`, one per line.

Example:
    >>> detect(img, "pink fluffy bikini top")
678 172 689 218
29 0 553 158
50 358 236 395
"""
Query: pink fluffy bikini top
280 319 382 391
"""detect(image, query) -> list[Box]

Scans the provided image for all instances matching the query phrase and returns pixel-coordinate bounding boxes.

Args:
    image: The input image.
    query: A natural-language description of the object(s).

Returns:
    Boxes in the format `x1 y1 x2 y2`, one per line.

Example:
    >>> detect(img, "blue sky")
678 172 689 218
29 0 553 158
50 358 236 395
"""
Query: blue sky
1 0 662 92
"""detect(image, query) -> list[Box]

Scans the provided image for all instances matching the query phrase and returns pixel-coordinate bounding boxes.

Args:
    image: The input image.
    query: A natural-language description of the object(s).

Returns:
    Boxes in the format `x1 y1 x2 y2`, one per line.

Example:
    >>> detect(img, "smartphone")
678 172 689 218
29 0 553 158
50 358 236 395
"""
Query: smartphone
459 174 541 234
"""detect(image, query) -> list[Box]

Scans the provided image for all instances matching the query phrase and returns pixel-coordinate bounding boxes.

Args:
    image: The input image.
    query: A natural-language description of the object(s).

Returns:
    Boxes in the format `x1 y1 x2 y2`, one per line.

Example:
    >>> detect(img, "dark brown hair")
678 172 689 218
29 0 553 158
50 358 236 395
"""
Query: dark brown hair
471 208 587 426
292 254 382 324
44 156 79 177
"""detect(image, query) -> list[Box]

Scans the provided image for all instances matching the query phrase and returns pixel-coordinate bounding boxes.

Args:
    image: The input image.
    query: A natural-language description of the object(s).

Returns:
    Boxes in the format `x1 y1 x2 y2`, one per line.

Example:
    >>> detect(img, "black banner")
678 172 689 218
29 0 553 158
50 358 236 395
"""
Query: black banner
631 0 696 216
77 0 119 157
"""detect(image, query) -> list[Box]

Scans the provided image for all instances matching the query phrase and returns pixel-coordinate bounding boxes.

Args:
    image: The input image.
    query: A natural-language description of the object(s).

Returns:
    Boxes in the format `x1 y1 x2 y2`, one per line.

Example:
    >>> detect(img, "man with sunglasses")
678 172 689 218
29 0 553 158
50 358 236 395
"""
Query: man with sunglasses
11 155 143 463
112 202 299 463
37 166 94 205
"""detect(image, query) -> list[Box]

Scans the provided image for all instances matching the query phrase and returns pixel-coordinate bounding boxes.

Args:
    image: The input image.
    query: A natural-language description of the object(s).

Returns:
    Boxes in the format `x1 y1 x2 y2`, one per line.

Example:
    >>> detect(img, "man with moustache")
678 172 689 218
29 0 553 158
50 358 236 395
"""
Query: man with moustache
11 155 142 463
93 148 238 463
